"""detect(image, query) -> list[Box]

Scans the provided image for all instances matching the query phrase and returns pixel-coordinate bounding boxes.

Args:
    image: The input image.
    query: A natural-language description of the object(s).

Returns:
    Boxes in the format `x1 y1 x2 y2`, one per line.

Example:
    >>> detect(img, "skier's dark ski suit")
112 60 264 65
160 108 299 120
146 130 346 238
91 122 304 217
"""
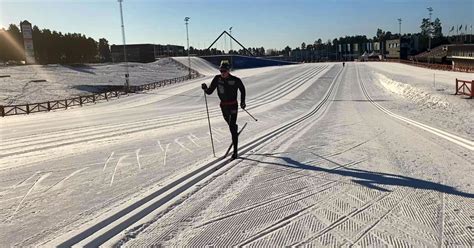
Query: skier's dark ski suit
202 63 246 158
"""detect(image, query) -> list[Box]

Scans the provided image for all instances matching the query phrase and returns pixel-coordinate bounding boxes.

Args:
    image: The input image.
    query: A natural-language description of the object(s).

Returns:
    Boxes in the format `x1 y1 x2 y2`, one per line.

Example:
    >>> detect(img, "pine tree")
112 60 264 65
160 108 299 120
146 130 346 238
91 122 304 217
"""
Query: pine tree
99 38 111 62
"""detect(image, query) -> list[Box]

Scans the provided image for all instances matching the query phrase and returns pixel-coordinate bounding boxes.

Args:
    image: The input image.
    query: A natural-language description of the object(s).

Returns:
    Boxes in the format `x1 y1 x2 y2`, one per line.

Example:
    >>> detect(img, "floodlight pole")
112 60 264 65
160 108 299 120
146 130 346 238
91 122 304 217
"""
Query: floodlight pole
185 17 191 78
118 0 129 92
229 27 233 51
427 7 433 51
398 18 402 61
229 27 233 68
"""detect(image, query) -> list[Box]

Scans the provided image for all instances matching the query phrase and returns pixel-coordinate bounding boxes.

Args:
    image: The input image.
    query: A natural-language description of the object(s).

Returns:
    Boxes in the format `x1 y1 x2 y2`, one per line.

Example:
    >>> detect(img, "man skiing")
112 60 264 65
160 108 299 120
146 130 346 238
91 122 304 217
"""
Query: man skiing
201 60 246 159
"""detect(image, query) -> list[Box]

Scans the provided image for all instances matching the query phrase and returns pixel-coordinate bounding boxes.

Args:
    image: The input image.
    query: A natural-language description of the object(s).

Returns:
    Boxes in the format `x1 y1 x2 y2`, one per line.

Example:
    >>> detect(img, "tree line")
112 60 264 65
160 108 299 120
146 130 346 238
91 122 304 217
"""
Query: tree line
282 17 448 57
193 17 452 59
0 23 111 64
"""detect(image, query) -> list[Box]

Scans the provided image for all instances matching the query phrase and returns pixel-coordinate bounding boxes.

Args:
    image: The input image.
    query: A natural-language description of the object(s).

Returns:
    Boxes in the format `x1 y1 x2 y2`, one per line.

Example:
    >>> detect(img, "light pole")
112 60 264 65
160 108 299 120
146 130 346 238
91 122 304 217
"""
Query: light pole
427 7 433 51
118 0 129 92
229 27 233 52
398 18 402 60
184 17 191 78
229 27 233 68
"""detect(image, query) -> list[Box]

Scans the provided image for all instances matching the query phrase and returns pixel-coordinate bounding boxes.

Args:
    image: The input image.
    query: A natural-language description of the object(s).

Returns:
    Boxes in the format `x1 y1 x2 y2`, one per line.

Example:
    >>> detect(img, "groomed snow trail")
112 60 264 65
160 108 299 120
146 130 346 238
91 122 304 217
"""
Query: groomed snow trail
0 61 472 247
117 63 473 247
0 60 333 246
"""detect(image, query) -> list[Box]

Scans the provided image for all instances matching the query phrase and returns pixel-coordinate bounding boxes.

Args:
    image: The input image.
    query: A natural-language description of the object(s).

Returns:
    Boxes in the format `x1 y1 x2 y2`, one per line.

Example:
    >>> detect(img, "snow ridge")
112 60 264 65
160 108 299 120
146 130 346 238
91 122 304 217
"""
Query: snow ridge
374 72 451 110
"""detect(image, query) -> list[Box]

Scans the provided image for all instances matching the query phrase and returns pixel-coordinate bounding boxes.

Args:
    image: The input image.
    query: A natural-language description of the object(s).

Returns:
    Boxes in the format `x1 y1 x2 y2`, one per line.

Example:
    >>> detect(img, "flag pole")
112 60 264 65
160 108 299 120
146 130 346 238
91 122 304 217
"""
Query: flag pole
470 24 472 43
457 25 459 44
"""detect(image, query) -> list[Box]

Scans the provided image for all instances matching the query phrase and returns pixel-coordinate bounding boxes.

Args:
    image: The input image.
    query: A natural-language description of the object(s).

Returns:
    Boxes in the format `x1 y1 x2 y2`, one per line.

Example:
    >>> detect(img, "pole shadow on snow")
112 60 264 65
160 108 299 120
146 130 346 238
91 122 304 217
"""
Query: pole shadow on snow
241 154 474 199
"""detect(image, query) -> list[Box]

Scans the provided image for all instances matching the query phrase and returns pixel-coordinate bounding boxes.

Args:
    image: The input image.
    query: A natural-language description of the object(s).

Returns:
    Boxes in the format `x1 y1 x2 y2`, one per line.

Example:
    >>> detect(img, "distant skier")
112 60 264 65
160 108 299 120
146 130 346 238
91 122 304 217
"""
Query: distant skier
343 62 345 67
202 60 246 159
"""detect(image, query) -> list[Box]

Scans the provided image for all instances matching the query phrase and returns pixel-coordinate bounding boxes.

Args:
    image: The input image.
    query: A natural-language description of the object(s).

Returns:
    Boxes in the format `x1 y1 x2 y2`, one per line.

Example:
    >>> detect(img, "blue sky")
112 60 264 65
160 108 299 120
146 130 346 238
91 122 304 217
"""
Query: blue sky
0 0 472 50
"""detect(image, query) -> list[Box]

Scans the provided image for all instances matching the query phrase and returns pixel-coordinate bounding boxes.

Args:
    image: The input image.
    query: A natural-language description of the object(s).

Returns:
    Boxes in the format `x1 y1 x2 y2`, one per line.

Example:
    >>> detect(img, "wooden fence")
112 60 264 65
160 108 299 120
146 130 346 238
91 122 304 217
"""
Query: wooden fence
1 66 202 117
455 79 474 98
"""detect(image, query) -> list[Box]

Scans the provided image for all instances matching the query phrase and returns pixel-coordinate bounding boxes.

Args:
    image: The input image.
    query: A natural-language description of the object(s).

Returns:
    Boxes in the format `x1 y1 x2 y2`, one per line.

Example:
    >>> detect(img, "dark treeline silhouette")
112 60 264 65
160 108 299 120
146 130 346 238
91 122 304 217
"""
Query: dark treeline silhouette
0 24 24 62
0 23 111 64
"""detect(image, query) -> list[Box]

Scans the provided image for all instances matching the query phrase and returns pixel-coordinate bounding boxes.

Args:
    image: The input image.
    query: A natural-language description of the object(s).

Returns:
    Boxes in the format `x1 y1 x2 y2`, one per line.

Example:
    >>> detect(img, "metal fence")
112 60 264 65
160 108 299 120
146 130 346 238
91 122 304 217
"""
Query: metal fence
1 59 202 117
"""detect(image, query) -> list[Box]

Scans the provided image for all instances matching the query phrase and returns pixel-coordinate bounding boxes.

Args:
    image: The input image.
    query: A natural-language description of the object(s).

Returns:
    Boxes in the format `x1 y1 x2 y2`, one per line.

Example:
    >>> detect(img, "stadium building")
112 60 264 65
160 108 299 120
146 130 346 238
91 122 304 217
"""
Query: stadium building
111 44 185 63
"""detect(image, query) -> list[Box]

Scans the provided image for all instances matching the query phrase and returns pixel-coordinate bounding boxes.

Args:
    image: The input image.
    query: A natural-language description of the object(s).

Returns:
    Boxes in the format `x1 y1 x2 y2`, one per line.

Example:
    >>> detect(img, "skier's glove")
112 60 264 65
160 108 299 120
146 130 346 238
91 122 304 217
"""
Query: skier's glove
241 102 246 109
201 83 208 90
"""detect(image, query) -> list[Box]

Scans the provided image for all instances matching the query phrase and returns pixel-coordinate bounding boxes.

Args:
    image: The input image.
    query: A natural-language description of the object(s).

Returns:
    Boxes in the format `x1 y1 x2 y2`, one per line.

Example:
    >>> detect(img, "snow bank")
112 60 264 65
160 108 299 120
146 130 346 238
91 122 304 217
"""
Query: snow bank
374 72 451 110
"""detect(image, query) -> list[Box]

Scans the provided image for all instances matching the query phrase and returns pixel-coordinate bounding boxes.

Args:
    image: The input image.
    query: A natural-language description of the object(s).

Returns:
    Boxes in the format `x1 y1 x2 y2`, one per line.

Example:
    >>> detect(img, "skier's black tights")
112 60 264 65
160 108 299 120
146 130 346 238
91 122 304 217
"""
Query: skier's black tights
221 105 238 153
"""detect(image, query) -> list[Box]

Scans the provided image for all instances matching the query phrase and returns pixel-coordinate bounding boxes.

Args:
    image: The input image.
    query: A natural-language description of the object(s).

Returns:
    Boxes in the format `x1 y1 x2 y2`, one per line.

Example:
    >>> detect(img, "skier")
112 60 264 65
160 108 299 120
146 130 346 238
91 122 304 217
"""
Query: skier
201 60 246 159
343 62 345 67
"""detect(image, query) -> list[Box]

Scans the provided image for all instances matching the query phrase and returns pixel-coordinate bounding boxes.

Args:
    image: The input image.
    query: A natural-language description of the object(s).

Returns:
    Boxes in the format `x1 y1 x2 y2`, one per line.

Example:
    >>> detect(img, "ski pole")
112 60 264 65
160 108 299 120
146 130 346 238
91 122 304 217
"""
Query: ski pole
204 92 216 157
243 108 258 122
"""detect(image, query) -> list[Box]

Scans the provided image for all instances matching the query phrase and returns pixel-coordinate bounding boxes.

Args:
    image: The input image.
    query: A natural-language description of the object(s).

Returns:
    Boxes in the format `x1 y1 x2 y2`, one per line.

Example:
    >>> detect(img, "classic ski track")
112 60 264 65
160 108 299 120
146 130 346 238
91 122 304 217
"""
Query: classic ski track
167 64 470 247
354 64 473 247
0 63 303 143
98 65 343 246
356 64 473 151
48 66 343 247
1 65 320 147
1 66 328 158
182 68 353 247
2 65 334 244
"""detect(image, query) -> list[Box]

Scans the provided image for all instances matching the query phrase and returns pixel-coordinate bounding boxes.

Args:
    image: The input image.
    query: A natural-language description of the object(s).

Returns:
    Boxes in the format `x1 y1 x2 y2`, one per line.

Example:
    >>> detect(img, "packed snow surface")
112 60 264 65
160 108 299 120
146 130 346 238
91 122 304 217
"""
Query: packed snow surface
0 58 188 105
0 59 472 247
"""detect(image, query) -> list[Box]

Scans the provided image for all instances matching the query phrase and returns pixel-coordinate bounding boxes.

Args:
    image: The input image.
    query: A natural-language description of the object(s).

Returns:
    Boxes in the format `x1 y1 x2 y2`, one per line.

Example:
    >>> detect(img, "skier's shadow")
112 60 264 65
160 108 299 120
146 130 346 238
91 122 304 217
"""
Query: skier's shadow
241 154 474 199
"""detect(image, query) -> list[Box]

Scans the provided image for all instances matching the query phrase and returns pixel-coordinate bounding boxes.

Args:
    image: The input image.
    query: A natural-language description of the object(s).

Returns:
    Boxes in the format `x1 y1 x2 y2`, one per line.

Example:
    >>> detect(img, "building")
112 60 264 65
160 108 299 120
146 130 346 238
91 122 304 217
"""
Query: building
447 44 474 71
111 44 185 63
386 38 409 59
413 44 449 63
155 44 185 57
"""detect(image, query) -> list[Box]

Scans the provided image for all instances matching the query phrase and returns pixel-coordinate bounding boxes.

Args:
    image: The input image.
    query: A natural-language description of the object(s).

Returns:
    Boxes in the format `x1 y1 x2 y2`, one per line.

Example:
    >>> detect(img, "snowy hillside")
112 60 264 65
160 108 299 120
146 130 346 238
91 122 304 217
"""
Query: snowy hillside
362 62 473 137
0 58 188 105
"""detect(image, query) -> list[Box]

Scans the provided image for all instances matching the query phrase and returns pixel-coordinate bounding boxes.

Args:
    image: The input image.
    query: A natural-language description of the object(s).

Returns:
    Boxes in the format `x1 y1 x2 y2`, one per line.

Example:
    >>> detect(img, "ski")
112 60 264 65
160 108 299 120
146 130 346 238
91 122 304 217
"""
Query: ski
223 122 247 158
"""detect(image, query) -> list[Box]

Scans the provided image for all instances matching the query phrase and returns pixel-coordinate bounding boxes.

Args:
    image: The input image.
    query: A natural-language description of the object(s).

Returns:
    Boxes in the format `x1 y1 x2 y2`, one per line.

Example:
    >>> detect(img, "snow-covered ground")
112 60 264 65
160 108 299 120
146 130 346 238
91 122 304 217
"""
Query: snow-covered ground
0 58 188 105
0 59 472 247
363 62 473 138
